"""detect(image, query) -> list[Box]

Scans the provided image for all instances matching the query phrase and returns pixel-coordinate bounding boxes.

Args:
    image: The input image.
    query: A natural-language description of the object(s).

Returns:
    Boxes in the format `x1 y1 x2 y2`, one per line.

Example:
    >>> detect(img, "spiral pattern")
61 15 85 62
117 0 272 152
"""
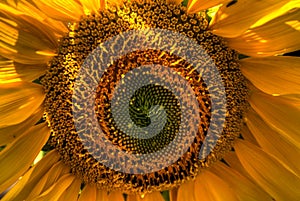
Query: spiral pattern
42 0 248 194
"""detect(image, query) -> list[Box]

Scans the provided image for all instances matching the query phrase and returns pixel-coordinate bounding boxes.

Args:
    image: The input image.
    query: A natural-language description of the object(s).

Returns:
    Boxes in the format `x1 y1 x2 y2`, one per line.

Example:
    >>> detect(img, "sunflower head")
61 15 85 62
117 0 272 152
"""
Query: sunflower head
40 0 248 194
1 0 299 200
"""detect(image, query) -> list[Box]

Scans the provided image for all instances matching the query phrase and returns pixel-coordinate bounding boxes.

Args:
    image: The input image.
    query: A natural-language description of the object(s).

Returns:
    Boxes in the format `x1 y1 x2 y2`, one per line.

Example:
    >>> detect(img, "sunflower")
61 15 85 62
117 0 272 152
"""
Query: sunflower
1 0 300 200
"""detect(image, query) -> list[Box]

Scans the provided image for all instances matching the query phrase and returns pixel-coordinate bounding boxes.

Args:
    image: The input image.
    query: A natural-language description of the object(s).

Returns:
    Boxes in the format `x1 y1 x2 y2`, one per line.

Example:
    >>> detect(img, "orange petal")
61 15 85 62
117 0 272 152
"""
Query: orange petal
0 82 44 127
249 90 300 148
78 184 97 201
240 56 300 95
26 161 70 200
31 174 75 201
0 59 46 83
194 170 239 201
177 180 196 201
0 4 58 64
187 0 229 14
0 123 50 193
211 162 273 201
0 107 43 146
33 0 84 22
79 0 106 14
235 140 300 201
5 0 68 36
58 178 81 201
226 8 300 56
210 0 292 38
245 108 300 175
1 150 60 201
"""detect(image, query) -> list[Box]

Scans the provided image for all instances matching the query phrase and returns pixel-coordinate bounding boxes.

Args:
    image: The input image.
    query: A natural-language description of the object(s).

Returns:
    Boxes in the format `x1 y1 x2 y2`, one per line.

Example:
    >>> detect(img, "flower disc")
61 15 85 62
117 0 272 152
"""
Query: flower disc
42 0 248 194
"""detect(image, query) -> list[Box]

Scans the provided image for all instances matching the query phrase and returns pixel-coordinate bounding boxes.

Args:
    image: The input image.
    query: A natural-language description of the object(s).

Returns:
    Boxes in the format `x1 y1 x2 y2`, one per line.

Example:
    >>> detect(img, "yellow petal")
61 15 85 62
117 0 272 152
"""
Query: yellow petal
128 192 164 201
0 59 46 83
33 0 84 22
210 0 291 38
58 178 81 201
5 0 68 36
96 190 110 201
0 4 58 64
251 0 300 28
240 124 259 146
211 162 273 201
31 174 75 201
177 180 195 201
245 108 300 176
194 170 239 201
226 8 300 56
235 140 300 201
249 90 300 148
78 184 97 201
26 161 70 200
0 107 43 146
143 192 165 201
1 150 60 201
0 82 44 127
240 56 300 95
107 191 124 201
280 94 300 108
79 0 105 14
187 0 229 14
223 151 252 180
126 194 138 201
0 123 50 193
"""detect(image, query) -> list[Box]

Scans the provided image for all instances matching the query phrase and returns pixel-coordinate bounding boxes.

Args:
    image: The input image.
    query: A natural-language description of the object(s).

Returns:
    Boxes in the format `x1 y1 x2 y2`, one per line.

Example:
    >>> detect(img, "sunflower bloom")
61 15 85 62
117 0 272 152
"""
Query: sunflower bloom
0 0 300 200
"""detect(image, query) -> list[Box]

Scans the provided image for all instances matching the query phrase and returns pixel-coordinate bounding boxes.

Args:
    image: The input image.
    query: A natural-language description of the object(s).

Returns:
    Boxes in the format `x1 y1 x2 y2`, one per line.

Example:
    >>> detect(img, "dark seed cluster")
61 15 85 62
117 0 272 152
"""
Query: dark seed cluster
42 0 248 194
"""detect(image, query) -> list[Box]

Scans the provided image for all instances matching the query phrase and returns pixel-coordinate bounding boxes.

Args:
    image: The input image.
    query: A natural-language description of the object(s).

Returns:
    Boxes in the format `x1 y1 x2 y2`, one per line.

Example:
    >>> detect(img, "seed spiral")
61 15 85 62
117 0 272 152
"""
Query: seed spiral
42 0 248 194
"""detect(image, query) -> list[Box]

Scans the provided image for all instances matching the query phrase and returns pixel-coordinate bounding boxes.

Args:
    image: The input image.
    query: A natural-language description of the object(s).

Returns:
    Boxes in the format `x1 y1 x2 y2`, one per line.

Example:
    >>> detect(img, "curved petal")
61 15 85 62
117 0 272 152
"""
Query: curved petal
223 151 253 181
127 192 164 201
210 162 273 201
240 56 300 95
0 4 58 64
240 124 259 145
249 90 300 148
31 174 75 201
210 0 292 38
26 161 70 200
107 191 124 201
1 150 60 201
0 107 43 146
226 8 300 57
177 180 195 201
235 140 300 201
0 123 50 193
57 178 81 201
187 0 229 14
0 58 46 83
245 108 300 176
4 0 68 36
79 0 106 14
33 0 84 22
194 170 239 201
78 184 96 201
251 0 300 28
0 82 44 127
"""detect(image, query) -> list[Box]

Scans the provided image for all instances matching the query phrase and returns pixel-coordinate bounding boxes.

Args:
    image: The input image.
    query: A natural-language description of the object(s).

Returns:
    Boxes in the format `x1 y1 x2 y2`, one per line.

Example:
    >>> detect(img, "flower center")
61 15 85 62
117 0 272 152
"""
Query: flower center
42 0 248 194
